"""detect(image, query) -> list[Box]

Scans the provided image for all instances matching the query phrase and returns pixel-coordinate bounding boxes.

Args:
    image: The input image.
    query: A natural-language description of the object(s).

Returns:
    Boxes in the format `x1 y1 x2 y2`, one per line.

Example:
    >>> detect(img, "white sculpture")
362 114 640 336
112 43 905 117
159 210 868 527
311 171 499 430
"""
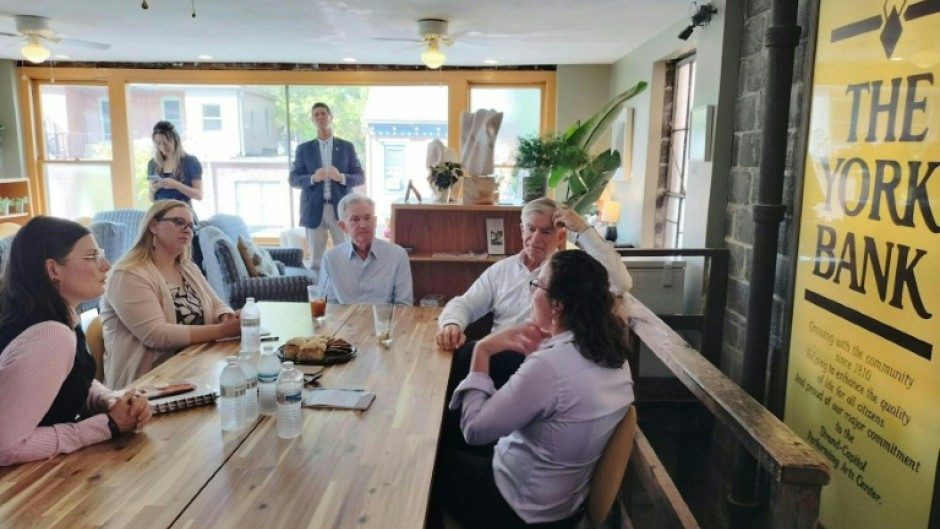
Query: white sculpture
460 109 503 177
425 139 458 168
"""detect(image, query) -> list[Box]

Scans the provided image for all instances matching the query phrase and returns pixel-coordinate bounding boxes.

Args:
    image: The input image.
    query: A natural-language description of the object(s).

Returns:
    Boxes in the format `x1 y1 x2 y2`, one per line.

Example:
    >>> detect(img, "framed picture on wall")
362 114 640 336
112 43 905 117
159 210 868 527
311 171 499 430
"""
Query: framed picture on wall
486 218 505 255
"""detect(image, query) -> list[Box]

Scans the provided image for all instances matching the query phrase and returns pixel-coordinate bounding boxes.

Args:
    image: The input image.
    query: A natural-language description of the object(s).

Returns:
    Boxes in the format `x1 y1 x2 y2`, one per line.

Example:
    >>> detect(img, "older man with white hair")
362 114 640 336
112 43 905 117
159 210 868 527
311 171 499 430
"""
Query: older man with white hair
317 193 413 306
436 197 632 351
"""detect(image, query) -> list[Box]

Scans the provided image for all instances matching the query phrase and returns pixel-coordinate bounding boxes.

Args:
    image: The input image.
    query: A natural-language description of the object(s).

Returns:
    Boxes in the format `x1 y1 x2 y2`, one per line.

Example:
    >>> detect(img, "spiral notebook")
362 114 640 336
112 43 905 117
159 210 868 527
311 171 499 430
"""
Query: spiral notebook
145 381 219 415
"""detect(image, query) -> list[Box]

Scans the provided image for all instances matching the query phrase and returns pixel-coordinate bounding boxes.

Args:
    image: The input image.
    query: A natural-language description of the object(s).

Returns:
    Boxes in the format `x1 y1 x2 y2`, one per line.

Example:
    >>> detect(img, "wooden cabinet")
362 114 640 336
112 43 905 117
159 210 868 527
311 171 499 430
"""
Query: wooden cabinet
390 203 522 301
0 178 33 225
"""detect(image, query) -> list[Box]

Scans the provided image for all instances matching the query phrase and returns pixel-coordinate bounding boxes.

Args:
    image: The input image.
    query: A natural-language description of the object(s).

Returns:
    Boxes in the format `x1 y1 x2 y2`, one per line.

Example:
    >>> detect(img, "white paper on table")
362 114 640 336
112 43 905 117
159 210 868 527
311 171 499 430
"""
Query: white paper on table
217 327 271 342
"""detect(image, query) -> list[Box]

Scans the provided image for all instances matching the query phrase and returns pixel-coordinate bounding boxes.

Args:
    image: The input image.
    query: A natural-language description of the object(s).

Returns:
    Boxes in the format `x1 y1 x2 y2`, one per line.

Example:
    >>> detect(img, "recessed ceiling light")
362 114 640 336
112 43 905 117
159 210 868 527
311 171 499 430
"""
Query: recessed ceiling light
342 57 358 63
197 54 213 60
484 59 499 65
53 54 70 60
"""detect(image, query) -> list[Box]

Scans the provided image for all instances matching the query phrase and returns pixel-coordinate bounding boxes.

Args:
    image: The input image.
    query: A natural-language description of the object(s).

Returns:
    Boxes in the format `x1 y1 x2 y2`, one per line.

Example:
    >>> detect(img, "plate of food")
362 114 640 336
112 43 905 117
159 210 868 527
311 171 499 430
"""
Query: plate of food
277 335 357 365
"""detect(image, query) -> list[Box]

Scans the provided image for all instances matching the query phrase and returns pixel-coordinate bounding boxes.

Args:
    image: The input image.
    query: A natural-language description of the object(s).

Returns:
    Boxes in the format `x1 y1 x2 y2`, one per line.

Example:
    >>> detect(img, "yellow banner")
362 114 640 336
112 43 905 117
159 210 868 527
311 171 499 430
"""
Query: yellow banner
785 1 940 528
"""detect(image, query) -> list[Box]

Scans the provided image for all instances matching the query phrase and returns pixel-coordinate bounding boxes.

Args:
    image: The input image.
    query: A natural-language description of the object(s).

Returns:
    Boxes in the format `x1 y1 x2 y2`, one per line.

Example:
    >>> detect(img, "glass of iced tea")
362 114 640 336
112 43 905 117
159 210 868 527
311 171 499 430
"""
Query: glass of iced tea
307 285 327 324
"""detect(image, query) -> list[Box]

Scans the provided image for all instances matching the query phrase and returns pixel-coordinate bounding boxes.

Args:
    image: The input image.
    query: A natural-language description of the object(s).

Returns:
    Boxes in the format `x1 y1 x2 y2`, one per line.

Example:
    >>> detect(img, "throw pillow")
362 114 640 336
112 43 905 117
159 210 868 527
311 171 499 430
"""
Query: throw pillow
237 236 281 278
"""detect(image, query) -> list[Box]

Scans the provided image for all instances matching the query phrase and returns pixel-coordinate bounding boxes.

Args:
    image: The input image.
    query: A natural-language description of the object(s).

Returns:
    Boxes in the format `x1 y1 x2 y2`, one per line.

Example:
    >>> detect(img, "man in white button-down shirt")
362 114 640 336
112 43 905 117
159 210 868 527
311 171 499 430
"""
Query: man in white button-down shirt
436 197 632 352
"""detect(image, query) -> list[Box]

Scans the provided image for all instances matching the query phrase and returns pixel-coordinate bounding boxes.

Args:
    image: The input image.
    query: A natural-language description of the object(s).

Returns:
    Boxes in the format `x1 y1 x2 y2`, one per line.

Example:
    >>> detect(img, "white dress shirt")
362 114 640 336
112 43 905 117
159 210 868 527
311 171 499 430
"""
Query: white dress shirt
450 331 635 523
439 228 632 331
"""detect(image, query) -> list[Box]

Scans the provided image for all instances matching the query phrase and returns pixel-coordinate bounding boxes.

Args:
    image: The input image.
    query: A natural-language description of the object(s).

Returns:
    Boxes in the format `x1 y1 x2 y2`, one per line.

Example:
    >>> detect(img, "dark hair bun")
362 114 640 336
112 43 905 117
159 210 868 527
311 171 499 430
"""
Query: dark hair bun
153 121 176 133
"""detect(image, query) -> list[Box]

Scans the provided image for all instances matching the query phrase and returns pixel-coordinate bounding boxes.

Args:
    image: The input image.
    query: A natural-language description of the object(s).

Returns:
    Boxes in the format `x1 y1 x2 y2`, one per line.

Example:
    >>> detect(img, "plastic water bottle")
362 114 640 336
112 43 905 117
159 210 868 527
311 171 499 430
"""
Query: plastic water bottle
238 351 259 423
257 345 280 416
241 297 261 355
275 361 303 439
219 356 246 431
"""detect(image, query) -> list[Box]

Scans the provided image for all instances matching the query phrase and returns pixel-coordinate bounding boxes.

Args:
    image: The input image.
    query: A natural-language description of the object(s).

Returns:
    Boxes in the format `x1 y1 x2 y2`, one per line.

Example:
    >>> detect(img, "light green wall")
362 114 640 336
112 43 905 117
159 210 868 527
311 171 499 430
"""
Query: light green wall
555 65 611 136
0 60 25 178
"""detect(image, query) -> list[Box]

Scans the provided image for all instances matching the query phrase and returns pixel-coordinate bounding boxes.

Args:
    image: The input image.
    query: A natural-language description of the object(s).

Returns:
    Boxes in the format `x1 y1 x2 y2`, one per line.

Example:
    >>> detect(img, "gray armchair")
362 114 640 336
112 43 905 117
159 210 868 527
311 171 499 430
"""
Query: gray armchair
201 214 305 272
0 234 13 279
92 209 147 258
77 221 131 314
198 225 312 309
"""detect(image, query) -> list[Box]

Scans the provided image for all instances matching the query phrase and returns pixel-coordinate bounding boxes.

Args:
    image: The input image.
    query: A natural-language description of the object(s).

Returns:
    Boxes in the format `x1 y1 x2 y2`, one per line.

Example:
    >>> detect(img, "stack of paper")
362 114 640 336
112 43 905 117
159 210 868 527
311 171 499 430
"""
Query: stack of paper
302 389 375 411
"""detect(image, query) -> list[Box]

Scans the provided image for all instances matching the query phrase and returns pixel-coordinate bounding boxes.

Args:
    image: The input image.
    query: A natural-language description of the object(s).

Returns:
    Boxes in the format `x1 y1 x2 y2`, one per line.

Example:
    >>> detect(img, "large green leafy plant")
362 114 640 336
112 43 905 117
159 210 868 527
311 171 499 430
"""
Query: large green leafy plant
515 81 648 214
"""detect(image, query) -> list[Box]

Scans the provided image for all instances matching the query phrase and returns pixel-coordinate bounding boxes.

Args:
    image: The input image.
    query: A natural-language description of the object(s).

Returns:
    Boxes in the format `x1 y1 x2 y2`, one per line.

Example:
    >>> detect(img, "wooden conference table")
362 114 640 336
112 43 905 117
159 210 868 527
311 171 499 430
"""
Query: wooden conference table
0 303 451 529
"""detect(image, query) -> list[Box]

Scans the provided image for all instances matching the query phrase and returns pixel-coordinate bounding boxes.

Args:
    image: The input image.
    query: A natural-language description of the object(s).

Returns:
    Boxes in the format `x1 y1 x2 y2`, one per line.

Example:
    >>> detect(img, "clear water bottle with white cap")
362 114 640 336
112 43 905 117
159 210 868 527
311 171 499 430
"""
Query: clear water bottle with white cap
237 351 259 423
219 356 246 431
257 345 280 416
240 297 261 354
275 361 303 439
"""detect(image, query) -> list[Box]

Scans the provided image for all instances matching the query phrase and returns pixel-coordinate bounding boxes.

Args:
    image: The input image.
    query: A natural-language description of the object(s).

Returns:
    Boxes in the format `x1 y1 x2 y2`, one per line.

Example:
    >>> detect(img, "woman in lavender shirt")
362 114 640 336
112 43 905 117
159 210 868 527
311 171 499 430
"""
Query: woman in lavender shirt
0 217 152 466
435 250 635 528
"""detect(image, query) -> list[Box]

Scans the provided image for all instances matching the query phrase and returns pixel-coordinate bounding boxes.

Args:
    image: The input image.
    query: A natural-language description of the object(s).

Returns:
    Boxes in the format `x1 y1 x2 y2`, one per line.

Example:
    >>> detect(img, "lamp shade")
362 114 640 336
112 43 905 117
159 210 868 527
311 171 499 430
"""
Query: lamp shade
421 41 446 69
600 200 621 223
21 35 50 64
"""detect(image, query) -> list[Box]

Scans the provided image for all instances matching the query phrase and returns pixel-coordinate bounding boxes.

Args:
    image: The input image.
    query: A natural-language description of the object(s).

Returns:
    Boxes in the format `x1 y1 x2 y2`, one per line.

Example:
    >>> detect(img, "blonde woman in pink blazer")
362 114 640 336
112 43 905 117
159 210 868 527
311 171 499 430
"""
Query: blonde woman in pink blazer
101 200 241 389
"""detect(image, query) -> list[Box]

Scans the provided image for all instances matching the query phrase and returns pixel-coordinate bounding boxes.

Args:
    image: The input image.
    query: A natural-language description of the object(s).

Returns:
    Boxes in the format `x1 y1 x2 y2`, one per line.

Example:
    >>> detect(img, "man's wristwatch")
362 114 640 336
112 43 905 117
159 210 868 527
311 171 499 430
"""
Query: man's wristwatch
106 414 120 439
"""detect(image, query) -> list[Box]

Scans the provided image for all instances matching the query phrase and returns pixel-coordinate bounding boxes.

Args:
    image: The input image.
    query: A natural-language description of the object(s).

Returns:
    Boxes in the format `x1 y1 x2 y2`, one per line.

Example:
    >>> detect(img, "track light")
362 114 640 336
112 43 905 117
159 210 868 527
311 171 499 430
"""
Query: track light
678 2 717 41
21 35 50 64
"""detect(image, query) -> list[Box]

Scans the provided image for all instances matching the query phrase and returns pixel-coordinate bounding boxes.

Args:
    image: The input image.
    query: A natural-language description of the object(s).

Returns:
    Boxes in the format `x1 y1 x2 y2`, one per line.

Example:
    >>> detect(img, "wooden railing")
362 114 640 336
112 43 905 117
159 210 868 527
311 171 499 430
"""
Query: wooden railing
620 293 830 529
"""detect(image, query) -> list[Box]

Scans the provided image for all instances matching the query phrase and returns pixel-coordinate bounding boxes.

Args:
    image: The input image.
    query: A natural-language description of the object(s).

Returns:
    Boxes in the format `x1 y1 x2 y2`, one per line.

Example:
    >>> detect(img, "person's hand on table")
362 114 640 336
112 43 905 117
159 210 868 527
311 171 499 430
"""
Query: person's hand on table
436 323 466 351
109 389 153 433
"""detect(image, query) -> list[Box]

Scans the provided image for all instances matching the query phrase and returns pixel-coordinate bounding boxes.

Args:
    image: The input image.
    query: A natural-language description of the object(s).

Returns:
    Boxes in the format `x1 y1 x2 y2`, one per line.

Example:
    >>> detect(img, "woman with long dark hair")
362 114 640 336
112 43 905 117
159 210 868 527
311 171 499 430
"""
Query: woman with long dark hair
435 250 635 528
148 121 203 206
0 217 152 466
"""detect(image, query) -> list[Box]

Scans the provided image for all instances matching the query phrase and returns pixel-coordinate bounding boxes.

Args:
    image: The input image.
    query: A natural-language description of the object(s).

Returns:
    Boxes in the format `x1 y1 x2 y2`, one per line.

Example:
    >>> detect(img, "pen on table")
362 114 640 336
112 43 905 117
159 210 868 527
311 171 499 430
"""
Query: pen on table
261 336 280 342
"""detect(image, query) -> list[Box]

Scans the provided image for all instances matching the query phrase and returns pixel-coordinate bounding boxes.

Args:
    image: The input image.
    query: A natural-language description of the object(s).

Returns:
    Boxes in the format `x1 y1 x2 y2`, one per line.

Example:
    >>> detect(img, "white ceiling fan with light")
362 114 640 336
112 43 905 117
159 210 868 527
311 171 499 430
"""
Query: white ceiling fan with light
0 15 110 64
374 18 456 69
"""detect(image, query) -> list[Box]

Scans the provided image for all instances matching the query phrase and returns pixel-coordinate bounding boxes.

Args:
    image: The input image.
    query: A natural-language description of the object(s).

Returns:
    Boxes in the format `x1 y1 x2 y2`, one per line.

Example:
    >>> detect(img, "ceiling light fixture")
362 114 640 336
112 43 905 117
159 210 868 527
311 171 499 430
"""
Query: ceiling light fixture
484 59 499 65
342 57 358 63
21 34 50 64
196 54 213 60
421 38 446 69
678 2 718 41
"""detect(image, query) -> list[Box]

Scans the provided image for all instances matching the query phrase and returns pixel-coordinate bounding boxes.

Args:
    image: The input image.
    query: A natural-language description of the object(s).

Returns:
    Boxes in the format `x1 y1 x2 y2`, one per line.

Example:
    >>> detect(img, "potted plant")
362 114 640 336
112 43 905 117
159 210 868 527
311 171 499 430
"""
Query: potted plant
0 197 11 216
13 196 29 214
513 81 648 212
427 161 465 203
513 134 588 202
554 82 648 214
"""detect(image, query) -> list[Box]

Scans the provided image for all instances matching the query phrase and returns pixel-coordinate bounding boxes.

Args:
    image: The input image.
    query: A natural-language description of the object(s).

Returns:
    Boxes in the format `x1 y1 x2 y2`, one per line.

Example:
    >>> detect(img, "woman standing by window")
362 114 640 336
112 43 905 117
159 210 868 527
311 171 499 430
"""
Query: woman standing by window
148 121 203 206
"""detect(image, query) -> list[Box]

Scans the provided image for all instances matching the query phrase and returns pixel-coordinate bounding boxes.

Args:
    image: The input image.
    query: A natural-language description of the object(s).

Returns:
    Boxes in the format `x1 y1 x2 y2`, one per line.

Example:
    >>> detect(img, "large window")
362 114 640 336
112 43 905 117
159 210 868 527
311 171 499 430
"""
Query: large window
470 86 542 203
658 56 696 248
37 83 115 218
22 69 554 232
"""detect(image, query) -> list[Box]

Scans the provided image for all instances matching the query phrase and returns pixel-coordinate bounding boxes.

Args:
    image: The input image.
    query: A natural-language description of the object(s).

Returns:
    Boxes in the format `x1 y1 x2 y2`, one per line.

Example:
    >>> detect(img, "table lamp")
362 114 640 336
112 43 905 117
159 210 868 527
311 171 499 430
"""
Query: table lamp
600 200 620 242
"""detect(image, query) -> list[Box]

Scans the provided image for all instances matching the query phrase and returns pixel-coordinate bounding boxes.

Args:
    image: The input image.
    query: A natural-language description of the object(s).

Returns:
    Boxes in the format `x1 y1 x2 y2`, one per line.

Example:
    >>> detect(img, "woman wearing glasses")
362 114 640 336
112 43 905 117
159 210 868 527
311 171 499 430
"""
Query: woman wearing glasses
100 200 240 388
0 217 152 466
434 250 634 529
148 121 203 207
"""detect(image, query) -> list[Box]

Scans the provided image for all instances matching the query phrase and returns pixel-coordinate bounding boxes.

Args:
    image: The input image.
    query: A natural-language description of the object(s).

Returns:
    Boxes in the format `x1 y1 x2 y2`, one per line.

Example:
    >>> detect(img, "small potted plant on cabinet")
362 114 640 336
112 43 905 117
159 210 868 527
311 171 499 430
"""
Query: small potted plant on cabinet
427 162 465 203
13 196 29 214
0 197 11 216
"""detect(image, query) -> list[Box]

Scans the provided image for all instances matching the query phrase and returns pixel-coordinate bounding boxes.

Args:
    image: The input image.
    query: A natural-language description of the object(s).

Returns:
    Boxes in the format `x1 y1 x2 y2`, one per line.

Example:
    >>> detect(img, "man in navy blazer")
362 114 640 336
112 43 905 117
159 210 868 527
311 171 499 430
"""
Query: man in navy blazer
289 102 364 275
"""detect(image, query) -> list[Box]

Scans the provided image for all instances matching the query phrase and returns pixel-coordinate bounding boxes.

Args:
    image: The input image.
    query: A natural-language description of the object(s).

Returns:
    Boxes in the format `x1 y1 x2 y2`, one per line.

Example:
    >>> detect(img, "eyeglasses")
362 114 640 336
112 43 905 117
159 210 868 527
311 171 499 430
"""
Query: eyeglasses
157 217 196 232
62 248 108 266
528 279 548 294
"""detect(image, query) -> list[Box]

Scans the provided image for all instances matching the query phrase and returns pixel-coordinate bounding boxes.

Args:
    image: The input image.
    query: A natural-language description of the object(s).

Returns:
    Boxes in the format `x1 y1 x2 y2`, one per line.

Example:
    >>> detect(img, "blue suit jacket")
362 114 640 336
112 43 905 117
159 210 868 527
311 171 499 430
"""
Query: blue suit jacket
288 137 364 228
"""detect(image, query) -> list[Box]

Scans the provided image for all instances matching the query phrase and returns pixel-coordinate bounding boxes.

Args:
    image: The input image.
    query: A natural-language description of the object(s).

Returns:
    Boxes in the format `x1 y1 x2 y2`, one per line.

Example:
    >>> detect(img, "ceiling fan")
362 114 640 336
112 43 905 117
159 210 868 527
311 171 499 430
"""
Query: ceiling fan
0 15 110 64
374 19 455 69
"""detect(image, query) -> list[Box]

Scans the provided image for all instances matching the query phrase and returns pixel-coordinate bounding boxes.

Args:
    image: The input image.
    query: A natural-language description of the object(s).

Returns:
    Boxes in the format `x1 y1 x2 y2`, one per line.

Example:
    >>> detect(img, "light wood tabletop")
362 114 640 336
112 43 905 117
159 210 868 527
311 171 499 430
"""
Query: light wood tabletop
0 303 450 529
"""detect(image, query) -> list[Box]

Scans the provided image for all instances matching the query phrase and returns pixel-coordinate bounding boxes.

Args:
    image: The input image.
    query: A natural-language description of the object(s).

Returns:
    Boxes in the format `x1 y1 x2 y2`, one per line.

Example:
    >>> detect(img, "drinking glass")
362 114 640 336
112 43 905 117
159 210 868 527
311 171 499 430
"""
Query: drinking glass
307 285 327 324
372 304 395 346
